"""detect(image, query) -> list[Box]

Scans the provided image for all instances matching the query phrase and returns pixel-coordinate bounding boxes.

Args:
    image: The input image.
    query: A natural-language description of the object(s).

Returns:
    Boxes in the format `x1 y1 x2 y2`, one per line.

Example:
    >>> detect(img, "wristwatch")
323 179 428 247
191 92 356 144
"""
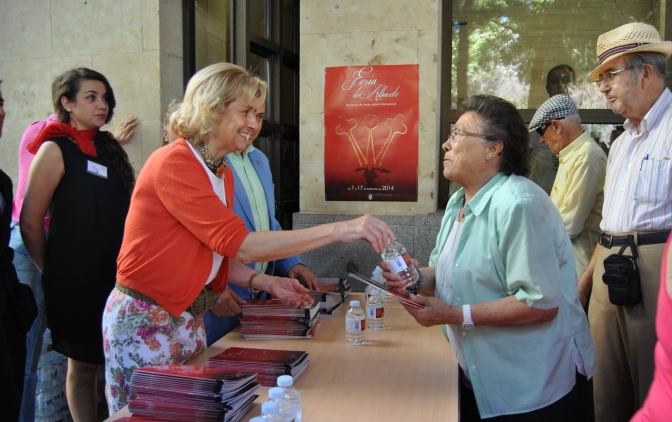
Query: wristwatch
462 304 474 331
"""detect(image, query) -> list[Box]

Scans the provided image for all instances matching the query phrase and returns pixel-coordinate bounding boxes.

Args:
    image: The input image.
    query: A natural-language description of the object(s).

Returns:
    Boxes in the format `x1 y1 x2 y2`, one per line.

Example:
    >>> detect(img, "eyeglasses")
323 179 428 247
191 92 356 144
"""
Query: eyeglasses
535 116 566 136
595 67 633 88
449 128 492 143
535 124 549 136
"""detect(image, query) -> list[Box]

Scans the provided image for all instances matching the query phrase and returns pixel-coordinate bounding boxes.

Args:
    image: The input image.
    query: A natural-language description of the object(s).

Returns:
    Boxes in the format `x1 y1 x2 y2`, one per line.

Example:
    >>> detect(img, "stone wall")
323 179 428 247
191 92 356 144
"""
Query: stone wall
195 0 230 71
298 0 442 216
0 0 183 184
296 1 443 283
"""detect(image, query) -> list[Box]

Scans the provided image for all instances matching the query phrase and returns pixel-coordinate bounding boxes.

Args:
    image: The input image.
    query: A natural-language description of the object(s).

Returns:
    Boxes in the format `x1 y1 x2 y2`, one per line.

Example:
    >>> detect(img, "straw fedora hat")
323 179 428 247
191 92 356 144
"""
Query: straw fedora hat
587 22 672 82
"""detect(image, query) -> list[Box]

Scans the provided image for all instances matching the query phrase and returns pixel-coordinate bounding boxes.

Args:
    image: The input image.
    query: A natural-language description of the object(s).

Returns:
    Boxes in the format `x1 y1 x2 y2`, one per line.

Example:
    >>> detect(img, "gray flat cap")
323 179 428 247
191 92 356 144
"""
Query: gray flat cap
529 94 578 133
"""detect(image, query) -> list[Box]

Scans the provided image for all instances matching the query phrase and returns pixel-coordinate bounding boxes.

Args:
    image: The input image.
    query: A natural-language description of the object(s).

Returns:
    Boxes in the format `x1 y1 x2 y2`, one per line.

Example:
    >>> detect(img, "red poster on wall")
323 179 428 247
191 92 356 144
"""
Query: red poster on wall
324 65 418 201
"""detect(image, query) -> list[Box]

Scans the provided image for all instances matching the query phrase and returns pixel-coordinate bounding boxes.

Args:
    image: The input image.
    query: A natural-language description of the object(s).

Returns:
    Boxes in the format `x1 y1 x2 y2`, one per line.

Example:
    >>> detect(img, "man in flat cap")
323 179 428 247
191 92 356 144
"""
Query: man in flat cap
578 22 672 421
530 94 606 281
528 65 577 194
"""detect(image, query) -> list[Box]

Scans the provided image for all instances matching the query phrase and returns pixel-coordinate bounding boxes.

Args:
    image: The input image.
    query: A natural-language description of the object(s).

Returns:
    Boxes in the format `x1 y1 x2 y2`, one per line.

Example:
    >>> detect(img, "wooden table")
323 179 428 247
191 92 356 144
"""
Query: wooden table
106 294 458 421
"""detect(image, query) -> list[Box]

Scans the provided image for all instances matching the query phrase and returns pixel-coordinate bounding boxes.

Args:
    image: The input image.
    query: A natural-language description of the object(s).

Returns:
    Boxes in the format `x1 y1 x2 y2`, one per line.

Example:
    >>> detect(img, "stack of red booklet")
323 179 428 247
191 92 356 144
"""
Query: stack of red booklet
127 364 260 422
308 277 352 318
238 299 320 339
208 347 309 387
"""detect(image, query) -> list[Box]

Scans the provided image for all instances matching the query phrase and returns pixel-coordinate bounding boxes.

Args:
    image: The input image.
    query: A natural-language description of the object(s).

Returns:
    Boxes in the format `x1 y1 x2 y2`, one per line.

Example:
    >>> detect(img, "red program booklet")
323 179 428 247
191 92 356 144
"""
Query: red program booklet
208 347 310 380
209 347 307 367
240 299 320 320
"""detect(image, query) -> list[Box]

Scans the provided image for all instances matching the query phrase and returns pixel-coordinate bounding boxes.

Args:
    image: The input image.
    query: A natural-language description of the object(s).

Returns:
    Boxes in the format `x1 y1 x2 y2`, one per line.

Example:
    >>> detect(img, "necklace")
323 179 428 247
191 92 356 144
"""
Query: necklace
197 144 227 178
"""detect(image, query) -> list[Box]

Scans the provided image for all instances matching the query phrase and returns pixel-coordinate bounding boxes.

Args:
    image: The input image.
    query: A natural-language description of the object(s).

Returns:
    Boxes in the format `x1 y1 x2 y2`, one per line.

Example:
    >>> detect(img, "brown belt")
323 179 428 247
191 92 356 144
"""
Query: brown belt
115 282 215 317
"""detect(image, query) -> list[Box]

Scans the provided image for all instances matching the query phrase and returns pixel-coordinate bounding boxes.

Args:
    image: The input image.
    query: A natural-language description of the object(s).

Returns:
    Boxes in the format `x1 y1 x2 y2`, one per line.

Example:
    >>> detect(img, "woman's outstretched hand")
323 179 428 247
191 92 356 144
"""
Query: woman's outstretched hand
267 278 314 308
338 214 394 253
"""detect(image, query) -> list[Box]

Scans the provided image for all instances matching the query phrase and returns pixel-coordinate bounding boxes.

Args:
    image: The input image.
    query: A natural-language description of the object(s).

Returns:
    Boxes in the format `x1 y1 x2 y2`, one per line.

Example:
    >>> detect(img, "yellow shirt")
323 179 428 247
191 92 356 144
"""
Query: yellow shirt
551 131 607 277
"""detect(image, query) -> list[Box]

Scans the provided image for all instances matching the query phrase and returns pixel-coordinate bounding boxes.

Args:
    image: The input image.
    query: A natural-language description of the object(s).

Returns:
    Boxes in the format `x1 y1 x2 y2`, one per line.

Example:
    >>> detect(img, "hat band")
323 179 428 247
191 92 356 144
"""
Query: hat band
598 42 650 64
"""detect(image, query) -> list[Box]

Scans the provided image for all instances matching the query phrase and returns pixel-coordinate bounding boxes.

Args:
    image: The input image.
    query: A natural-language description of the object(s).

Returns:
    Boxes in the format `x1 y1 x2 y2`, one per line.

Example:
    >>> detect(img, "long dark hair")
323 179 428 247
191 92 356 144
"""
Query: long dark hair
52 68 135 193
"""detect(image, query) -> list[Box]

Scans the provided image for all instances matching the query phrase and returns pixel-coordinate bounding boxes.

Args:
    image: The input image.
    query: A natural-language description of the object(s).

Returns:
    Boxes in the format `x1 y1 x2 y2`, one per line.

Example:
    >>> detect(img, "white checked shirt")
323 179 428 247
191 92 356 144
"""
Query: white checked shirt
601 88 672 232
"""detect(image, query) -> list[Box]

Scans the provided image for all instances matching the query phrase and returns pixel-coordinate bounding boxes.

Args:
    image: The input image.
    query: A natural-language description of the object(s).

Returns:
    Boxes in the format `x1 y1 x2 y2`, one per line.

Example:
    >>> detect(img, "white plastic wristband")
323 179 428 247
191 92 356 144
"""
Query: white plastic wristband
462 304 474 331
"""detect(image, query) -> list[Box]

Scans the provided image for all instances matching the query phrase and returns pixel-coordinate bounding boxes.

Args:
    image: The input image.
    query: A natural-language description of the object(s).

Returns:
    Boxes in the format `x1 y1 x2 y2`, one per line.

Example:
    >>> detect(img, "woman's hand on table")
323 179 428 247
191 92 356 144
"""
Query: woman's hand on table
211 288 247 317
267 277 314 308
401 295 460 327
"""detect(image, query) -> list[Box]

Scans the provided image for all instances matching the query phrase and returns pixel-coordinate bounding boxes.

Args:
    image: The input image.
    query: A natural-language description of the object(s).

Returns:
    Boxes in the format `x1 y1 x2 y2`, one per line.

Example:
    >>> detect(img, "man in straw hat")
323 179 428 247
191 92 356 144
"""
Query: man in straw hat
529 94 606 281
578 22 672 421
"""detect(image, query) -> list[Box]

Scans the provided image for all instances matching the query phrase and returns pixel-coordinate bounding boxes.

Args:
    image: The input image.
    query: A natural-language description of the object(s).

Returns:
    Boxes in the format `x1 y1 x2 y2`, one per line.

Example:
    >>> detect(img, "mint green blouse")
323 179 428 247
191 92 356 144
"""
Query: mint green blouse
227 146 270 274
430 172 595 418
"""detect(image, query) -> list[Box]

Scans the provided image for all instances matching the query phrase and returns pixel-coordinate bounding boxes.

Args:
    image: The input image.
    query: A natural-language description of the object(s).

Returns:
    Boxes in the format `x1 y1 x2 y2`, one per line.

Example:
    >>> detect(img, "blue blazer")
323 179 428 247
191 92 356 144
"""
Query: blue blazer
227 149 302 277
204 149 303 345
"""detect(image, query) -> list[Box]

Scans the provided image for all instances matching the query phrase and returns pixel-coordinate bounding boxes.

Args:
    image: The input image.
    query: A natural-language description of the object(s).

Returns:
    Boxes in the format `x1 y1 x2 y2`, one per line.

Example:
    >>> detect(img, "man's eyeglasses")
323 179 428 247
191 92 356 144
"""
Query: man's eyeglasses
449 128 493 143
595 67 633 88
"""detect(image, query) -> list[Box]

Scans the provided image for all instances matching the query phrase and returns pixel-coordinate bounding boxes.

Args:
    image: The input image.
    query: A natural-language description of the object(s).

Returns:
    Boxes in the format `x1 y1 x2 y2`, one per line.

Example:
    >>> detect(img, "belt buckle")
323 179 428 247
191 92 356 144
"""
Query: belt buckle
603 234 614 249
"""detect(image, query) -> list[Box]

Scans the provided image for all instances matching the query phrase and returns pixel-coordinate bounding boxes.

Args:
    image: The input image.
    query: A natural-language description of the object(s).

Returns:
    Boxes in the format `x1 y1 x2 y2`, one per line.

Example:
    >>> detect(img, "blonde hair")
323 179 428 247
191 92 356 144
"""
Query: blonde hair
169 63 267 146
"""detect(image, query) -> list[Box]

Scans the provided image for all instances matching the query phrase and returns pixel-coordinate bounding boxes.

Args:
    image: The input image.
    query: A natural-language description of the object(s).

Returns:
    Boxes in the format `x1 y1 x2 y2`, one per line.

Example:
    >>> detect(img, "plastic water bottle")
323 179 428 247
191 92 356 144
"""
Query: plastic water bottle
277 375 302 422
36 385 55 419
364 282 386 305
345 300 366 345
381 238 418 290
42 328 52 355
250 418 267 422
268 387 294 421
53 408 66 422
370 267 387 302
261 401 285 421
51 384 64 413
366 288 385 330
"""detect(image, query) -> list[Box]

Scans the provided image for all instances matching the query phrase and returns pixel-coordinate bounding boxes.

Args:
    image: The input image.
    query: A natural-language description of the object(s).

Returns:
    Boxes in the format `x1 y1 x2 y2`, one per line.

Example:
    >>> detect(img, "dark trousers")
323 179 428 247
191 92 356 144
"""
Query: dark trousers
459 366 594 421
0 296 28 422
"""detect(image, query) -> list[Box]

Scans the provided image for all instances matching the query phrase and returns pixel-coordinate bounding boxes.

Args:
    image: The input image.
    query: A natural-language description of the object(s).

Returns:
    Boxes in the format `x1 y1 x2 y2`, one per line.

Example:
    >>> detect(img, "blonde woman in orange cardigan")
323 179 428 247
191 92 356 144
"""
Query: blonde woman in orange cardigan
103 63 395 412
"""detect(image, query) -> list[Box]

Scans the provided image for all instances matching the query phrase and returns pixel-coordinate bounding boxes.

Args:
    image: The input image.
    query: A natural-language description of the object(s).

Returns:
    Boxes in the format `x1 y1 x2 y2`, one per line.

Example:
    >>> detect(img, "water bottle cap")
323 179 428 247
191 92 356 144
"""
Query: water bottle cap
261 401 280 414
350 300 360 307
277 375 294 387
269 387 286 399
249 418 267 422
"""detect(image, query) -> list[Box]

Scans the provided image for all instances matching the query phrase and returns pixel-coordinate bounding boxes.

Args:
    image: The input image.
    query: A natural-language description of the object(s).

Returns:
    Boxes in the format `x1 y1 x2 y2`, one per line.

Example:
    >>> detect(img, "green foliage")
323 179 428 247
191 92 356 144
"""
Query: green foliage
450 0 662 108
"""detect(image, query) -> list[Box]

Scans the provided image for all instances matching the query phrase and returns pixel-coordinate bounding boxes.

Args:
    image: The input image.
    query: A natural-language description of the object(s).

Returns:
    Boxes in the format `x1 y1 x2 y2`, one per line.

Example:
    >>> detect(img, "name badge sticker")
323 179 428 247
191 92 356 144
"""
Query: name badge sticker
87 161 108 179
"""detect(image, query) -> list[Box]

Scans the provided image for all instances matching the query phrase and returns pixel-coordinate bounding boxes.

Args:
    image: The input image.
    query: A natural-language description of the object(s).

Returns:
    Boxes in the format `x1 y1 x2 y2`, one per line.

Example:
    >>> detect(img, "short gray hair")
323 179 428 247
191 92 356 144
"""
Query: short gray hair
563 112 582 125
626 52 668 80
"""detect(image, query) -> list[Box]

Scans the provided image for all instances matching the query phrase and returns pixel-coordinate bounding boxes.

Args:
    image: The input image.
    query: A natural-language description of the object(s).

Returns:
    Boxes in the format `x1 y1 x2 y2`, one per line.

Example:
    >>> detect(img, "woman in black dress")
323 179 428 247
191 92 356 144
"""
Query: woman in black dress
20 68 134 421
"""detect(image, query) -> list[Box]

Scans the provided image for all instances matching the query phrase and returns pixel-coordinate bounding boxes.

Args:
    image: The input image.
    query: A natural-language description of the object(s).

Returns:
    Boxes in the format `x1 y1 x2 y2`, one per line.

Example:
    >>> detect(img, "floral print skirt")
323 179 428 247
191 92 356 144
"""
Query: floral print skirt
103 287 206 414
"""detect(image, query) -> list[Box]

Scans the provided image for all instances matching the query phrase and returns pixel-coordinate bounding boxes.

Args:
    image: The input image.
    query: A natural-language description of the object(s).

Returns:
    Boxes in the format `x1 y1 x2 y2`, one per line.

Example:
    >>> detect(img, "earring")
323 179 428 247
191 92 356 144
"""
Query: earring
485 155 490 161
66 109 71 112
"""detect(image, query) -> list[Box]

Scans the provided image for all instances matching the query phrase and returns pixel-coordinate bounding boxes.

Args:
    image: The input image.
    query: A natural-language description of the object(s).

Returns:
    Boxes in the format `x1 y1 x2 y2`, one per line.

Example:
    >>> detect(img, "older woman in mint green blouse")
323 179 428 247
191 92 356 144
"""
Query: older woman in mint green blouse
384 95 595 421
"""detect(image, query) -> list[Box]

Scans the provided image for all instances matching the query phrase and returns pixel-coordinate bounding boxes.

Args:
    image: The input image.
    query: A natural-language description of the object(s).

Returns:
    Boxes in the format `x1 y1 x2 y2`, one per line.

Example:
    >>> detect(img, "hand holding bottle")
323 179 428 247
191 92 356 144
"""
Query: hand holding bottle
380 239 420 293
335 214 395 253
